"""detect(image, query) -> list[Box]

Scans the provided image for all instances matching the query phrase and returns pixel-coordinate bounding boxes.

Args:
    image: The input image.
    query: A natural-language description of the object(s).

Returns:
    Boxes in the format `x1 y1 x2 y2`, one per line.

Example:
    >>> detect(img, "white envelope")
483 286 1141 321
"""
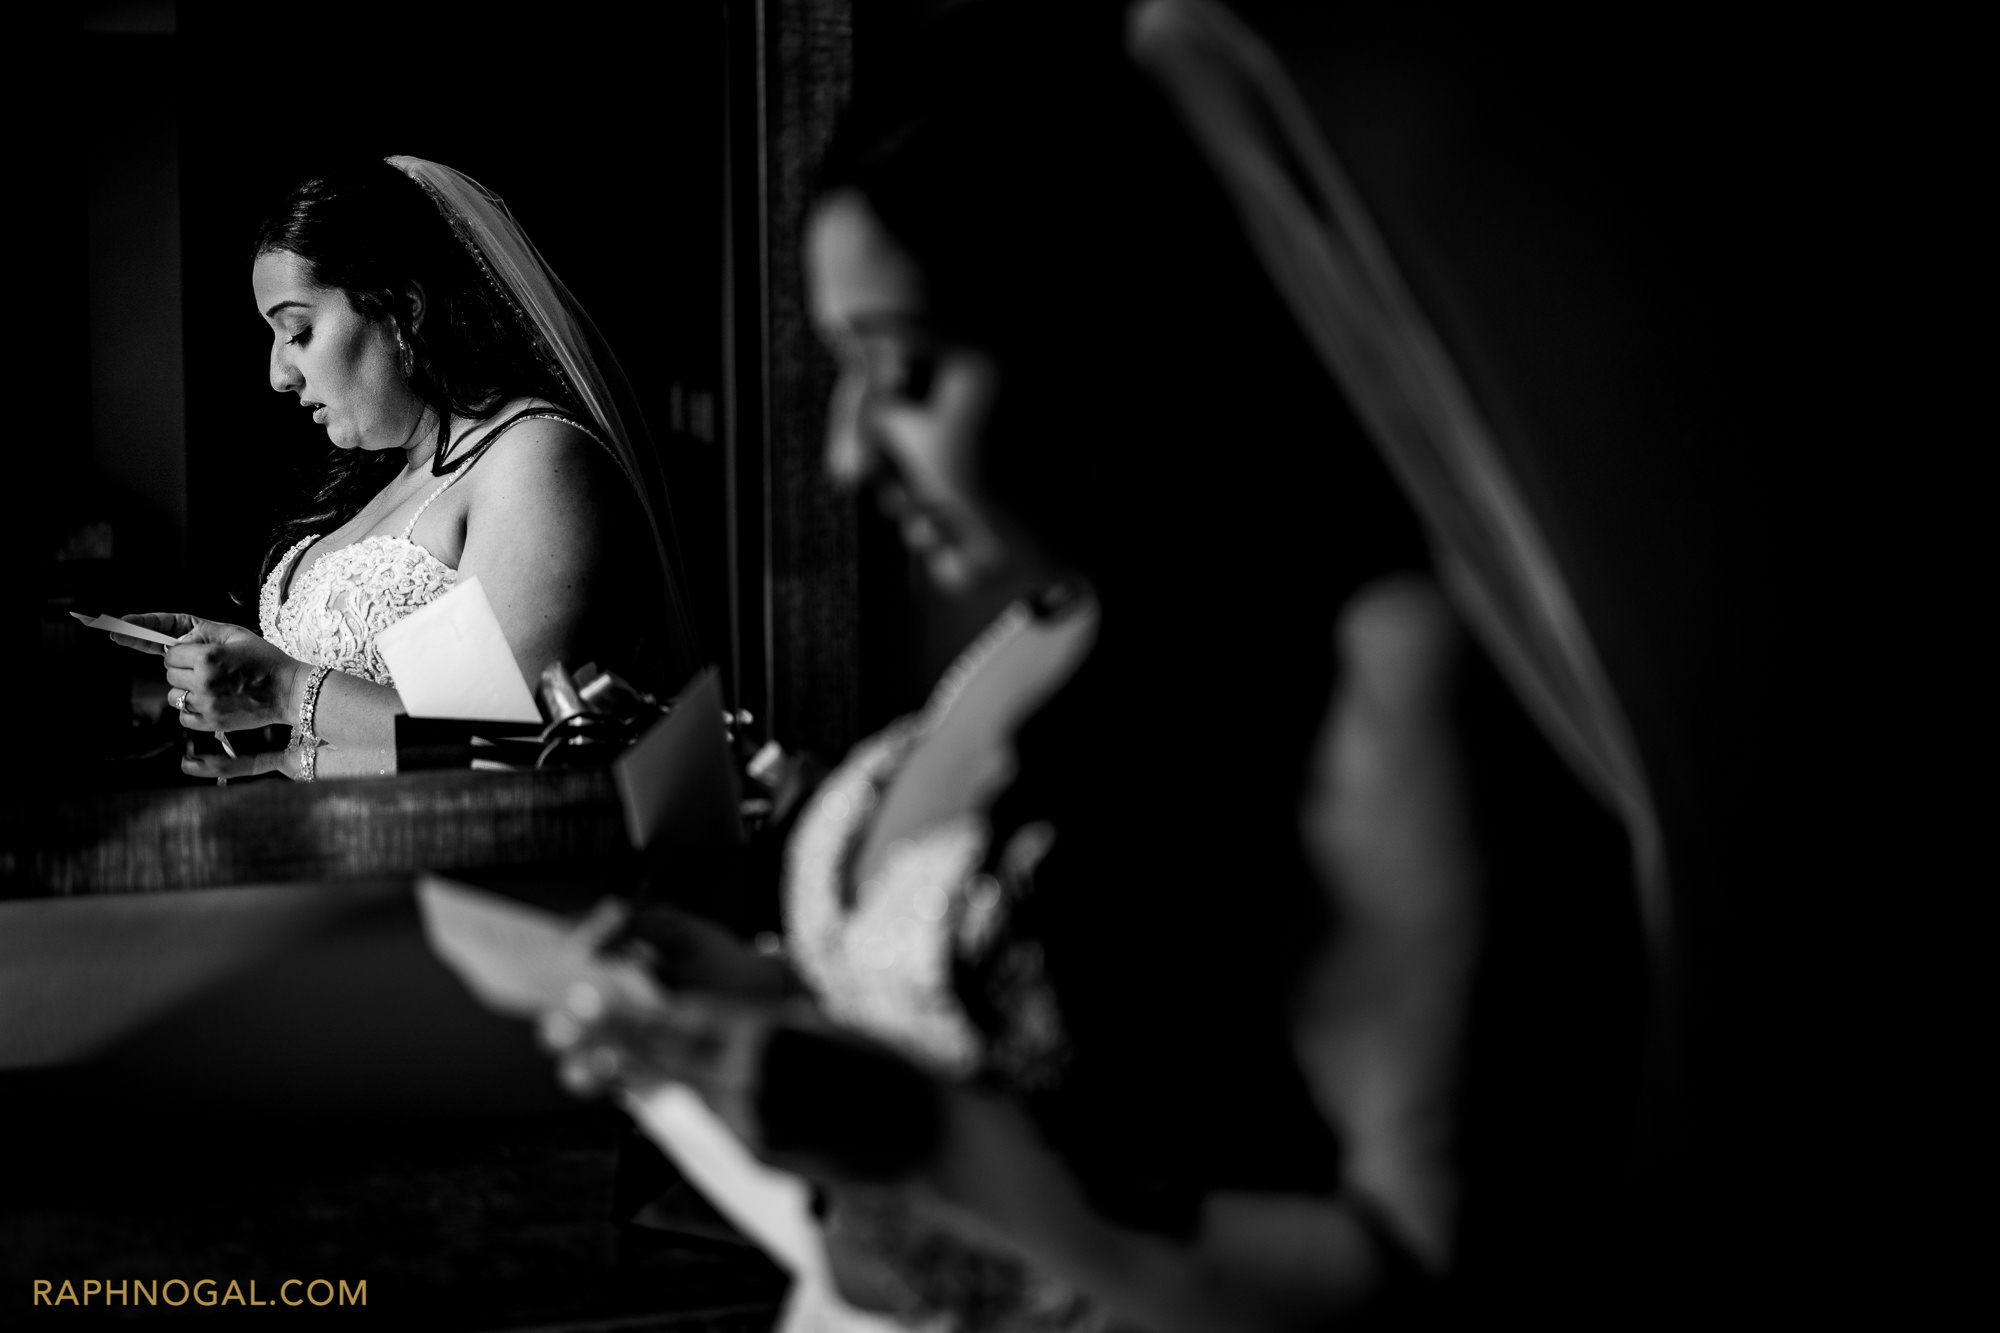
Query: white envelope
375 576 541 723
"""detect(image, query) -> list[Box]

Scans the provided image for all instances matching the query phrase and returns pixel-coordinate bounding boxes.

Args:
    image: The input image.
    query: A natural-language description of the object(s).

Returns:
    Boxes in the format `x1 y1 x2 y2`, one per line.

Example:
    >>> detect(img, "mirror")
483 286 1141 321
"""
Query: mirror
50 4 732 798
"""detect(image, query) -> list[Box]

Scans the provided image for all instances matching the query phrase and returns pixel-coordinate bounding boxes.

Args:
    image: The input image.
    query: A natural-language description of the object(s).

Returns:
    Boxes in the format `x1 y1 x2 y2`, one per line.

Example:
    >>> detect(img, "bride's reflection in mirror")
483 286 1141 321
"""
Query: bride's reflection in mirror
54 8 728 802
109 157 699 783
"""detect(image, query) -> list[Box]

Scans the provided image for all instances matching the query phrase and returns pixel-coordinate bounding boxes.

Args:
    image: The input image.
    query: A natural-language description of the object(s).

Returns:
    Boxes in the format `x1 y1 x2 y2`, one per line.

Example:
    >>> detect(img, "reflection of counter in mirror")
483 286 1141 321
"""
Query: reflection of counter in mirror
0 768 628 897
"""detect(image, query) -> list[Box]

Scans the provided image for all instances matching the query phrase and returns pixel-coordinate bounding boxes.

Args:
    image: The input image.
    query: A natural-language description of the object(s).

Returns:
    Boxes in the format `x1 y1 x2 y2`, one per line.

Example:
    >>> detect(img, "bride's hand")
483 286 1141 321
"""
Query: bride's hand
541 986 786 1151
539 987 943 1184
180 740 305 784
607 904 798 999
105 611 197 656
125 614 303 735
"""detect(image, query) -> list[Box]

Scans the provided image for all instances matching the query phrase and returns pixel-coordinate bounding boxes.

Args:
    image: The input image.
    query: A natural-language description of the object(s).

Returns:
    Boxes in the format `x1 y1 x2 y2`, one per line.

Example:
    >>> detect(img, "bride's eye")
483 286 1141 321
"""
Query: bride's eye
286 328 312 347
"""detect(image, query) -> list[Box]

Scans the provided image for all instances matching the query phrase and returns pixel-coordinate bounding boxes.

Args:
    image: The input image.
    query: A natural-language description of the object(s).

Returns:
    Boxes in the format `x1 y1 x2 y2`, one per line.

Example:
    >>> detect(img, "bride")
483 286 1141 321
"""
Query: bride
540 2 1650 1329
113 157 697 780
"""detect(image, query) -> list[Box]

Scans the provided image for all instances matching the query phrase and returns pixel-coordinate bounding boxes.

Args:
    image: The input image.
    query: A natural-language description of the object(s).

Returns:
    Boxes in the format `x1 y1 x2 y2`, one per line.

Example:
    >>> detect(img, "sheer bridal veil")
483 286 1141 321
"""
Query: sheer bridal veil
387 155 700 689
1127 4 1670 965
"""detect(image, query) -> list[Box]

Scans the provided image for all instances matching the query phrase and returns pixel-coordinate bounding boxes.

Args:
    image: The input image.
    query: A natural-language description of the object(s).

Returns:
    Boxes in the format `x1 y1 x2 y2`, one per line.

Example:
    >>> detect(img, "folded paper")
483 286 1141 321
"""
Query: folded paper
414 877 662 1017
375 576 541 723
623 1083 826 1279
70 612 179 647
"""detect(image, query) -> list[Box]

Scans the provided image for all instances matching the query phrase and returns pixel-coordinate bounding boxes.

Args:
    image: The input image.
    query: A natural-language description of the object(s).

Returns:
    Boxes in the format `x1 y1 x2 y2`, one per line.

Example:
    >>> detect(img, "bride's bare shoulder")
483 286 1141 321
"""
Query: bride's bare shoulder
448 403 630 547
463 400 619 482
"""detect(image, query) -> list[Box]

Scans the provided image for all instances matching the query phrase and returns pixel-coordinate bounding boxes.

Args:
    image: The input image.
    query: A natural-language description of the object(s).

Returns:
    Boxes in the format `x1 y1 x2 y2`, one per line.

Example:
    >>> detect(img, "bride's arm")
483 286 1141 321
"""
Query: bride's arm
1293 575 1479 1271
452 416 619 690
113 616 404 780
291 667 404 778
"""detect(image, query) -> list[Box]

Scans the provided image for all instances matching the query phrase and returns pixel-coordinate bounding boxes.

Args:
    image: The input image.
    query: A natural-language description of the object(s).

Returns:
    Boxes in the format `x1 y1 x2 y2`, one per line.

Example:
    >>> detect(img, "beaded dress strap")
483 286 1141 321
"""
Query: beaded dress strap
399 407 593 539
401 475 464 541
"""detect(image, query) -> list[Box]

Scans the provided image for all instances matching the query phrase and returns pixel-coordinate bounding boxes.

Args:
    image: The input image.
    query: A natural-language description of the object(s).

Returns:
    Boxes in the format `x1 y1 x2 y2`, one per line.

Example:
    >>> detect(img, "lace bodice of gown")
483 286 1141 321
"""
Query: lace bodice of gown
785 719 983 1074
260 533 455 687
257 408 579 685
259 480 464 687
784 601 1051 1075
781 603 1110 1333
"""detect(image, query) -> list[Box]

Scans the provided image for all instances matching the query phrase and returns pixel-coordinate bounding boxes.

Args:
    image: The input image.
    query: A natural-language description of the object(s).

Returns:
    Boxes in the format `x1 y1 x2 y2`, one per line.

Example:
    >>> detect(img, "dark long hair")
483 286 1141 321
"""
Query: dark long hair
252 159 579 588
815 1 1431 1226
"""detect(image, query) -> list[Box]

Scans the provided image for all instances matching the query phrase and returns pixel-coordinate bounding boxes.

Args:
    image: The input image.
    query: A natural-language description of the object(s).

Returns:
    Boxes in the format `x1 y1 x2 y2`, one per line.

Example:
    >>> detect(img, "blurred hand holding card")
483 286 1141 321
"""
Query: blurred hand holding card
415 876 662 1017
420 671 788 1293
415 877 842 1298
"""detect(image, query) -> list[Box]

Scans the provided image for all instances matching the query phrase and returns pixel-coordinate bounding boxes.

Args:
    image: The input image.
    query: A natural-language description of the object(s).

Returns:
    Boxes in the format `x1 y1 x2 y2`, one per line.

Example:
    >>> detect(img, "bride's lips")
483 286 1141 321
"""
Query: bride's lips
304 400 327 424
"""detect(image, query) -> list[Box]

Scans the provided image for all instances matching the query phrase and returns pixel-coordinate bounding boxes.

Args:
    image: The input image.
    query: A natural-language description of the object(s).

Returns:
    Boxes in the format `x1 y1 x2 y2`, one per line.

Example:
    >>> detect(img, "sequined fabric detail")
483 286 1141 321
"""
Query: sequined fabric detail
258 534 457 685
784 720 986 1075
781 611 1105 1333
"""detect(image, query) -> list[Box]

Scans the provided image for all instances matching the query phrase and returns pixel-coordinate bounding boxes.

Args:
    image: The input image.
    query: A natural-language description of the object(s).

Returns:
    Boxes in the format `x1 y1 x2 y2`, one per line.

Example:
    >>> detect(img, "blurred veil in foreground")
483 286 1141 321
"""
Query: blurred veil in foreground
1128 0 1666 950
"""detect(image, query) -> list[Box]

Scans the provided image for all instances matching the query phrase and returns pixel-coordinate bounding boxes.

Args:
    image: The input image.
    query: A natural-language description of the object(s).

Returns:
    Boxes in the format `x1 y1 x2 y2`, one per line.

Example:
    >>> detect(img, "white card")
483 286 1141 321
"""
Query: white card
627 1091 907 1329
414 876 664 1018
623 1084 827 1279
70 612 179 646
375 576 541 723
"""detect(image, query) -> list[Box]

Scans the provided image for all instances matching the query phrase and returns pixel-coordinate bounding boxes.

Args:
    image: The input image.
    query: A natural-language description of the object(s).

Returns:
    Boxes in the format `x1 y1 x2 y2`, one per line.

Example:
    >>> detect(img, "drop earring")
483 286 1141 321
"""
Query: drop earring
395 327 414 378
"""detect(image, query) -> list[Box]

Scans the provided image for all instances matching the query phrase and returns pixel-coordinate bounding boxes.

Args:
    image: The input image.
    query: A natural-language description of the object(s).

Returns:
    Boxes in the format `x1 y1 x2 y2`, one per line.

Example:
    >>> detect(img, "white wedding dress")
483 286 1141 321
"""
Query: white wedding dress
257 409 582 683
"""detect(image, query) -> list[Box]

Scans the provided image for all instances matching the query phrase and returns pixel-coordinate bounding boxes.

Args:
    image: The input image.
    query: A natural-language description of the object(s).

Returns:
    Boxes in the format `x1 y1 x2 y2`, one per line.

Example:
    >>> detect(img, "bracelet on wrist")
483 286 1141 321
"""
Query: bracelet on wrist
291 664 332 782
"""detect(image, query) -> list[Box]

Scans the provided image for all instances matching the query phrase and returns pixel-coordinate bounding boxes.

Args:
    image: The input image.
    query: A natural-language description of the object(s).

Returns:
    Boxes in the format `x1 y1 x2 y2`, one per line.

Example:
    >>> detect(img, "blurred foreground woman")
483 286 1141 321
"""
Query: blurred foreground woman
547 2 1647 1328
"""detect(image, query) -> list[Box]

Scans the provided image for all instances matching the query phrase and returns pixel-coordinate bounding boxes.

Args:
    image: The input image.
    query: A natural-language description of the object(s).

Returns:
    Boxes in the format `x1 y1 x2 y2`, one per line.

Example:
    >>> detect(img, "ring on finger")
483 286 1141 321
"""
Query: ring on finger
176 689 194 714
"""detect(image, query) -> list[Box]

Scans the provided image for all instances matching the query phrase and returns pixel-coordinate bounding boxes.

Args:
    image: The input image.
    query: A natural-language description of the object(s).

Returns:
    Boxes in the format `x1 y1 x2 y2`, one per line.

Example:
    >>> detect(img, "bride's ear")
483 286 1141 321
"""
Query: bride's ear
404 281 429 335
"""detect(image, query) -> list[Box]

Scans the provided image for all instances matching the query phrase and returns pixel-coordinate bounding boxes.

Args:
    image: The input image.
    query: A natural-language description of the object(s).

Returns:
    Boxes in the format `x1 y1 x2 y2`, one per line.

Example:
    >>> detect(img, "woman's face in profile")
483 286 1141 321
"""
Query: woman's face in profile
252 250 422 454
806 191 1048 596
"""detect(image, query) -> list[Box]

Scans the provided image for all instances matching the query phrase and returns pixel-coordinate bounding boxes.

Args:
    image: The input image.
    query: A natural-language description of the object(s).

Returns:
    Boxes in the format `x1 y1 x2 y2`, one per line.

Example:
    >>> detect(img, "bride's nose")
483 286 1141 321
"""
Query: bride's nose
269 344 303 394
